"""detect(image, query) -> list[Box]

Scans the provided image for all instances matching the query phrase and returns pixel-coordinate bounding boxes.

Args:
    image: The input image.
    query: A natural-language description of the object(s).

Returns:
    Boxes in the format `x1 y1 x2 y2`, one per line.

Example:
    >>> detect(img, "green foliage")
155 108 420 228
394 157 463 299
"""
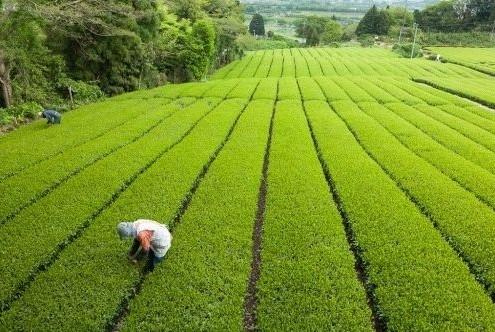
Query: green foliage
295 16 343 46
277 77 300 100
321 19 343 44
356 5 390 36
0 98 174 178
0 0 245 121
357 35 375 47
184 19 217 80
415 0 495 32
0 97 244 330
392 43 423 58
0 108 14 125
0 97 221 313
421 31 495 47
227 78 259 98
427 46 495 73
5 102 42 120
0 7 65 107
122 100 271 330
257 99 372 330
166 0 203 21
314 99 495 330
57 78 104 105
252 77 278 99
4 47 495 331
249 13 265 36
414 1 459 32
236 33 298 51
386 7 413 27
415 77 495 116
208 47 489 81
298 77 326 101
0 98 183 224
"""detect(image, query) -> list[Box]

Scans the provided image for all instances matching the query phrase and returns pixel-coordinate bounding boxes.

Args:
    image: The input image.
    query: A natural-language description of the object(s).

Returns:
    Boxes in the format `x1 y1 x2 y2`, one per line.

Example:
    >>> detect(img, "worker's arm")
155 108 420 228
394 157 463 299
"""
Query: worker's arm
128 245 142 262
127 231 152 263
136 230 153 253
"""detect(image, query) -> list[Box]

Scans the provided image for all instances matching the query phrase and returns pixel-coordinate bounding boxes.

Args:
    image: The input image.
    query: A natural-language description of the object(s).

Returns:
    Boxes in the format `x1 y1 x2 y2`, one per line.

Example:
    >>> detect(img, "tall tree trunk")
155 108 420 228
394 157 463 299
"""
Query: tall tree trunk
0 50 12 108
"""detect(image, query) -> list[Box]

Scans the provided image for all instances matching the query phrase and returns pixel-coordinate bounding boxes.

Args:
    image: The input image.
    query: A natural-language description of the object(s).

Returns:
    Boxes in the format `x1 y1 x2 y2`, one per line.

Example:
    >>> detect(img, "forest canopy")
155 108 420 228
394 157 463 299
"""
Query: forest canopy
0 0 246 109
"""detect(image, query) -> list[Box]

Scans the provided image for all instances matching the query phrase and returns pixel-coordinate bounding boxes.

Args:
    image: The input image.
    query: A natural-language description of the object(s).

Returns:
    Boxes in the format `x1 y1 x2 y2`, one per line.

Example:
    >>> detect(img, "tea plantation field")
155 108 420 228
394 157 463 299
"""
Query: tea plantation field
1 47 495 331
428 47 495 76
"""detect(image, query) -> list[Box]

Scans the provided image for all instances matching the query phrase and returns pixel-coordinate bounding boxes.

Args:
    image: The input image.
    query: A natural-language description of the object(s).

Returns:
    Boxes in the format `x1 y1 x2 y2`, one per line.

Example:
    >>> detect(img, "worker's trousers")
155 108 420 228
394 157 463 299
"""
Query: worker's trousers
129 239 164 273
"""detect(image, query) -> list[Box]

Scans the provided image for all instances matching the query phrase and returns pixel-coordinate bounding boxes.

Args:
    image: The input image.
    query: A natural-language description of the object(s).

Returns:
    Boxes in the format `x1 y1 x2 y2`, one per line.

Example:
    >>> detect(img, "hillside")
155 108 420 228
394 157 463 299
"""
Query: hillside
1 47 495 331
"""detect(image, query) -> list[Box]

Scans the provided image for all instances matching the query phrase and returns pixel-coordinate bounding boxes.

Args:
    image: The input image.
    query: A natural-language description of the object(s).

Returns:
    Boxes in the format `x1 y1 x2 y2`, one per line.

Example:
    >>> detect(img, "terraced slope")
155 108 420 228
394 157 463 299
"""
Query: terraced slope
428 47 495 75
414 77 495 108
212 48 488 80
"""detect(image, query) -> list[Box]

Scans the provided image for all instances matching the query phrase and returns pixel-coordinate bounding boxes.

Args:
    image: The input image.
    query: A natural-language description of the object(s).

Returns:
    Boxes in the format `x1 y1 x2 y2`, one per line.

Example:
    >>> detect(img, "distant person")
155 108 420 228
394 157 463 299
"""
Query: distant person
436 54 442 62
39 109 61 124
117 219 172 272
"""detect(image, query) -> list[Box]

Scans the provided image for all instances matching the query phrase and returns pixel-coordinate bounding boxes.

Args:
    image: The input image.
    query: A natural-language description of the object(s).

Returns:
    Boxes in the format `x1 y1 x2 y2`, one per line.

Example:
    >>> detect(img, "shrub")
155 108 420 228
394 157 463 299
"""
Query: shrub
0 109 15 126
57 78 105 105
6 102 43 120
392 43 423 58
357 35 375 47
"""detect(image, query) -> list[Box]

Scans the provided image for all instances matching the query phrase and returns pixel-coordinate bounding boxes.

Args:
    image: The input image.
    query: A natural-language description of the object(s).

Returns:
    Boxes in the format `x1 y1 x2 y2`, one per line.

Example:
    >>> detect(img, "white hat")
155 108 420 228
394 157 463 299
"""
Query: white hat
117 222 136 240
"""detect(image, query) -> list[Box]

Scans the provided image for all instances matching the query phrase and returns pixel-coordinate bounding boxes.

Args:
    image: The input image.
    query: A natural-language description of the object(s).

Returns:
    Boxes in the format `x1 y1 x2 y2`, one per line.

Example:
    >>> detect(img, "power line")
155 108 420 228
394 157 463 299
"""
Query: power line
410 23 418 59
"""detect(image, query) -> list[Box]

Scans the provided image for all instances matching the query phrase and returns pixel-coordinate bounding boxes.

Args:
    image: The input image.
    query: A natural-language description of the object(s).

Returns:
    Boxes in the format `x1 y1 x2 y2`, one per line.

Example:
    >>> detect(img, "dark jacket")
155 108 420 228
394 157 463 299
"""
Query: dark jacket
42 110 61 124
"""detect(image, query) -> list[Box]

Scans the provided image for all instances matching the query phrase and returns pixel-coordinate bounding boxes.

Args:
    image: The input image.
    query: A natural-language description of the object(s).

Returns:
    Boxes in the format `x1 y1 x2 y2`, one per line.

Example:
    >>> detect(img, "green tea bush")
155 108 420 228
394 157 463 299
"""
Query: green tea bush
390 102 495 175
0 98 245 330
257 100 372 330
123 100 274 330
0 98 223 310
319 100 495 330
0 99 183 224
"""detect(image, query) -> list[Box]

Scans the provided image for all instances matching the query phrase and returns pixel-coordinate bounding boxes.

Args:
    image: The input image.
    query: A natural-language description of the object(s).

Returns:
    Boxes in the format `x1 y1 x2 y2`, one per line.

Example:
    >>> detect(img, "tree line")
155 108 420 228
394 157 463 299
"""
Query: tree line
414 0 494 32
355 0 494 36
0 0 245 110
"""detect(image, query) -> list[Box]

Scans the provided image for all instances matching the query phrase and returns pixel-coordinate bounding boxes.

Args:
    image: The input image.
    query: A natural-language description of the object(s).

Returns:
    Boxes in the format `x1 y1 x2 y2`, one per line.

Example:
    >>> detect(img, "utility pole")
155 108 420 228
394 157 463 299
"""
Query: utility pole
411 23 418 59
490 20 495 42
398 0 409 44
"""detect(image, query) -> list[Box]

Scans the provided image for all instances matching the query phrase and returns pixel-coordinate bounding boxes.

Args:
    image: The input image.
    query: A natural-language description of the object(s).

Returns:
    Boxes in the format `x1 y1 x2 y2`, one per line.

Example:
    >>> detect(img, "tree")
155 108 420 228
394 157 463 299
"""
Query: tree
0 0 247 108
0 3 64 107
184 19 217 80
414 1 459 32
356 5 391 36
166 0 204 22
213 17 246 66
414 0 494 32
205 0 245 67
321 20 343 44
295 16 328 46
52 0 163 95
0 50 12 107
249 13 265 36
386 7 414 27
464 0 495 23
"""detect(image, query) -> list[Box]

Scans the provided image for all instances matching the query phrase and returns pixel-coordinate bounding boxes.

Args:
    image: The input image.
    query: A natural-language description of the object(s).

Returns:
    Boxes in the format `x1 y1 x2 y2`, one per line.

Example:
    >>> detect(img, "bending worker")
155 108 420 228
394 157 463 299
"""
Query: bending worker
39 109 62 124
117 219 172 272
